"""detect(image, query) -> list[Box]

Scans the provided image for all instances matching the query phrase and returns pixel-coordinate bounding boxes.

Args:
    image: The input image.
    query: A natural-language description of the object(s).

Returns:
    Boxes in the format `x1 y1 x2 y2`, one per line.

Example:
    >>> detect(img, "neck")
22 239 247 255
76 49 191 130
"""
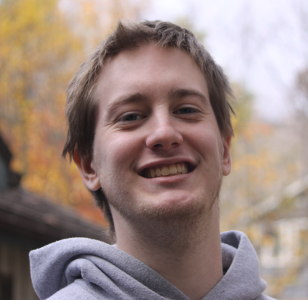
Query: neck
113 204 223 300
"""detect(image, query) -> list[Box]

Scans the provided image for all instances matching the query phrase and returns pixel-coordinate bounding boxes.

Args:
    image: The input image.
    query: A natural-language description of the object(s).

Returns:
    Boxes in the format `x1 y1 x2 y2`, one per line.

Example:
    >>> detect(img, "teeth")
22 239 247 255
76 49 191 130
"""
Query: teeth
146 163 189 178
161 167 169 176
170 165 177 175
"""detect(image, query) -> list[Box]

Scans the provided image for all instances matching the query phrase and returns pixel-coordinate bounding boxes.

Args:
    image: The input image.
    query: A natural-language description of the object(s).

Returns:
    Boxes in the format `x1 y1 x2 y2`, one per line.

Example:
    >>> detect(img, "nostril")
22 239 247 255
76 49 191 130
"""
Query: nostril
151 141 179 152
153 143 163 149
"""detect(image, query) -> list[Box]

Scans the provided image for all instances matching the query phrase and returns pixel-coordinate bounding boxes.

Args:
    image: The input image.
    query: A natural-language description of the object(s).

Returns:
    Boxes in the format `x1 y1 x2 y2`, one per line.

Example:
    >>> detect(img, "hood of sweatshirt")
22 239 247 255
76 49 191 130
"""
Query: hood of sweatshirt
29 230 274 300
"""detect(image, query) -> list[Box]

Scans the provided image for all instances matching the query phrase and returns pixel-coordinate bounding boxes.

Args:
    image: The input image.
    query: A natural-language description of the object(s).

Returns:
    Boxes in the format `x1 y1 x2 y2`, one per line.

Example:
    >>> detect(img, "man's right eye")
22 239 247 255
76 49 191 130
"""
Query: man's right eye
118 112 144 122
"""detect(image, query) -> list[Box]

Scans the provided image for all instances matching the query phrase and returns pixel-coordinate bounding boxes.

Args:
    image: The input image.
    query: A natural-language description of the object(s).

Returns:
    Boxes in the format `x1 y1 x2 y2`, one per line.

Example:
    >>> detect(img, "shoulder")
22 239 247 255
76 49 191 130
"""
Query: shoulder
255 295 277 300
45 280 99 300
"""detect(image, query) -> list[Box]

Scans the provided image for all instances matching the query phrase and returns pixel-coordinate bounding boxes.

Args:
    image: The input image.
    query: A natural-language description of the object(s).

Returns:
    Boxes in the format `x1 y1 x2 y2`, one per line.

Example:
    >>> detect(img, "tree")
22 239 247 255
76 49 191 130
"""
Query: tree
0 0 143 225
0 0 82 202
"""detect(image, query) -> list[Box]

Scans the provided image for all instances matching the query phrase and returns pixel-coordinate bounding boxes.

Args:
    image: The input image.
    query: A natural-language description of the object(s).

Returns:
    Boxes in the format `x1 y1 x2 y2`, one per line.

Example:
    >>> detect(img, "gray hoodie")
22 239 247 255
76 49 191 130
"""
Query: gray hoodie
29 230 275 300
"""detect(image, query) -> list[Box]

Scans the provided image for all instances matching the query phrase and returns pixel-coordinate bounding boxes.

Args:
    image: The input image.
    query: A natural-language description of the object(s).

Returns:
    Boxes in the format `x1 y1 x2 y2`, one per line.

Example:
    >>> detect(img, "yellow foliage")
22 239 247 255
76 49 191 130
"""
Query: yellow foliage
0 0 143 226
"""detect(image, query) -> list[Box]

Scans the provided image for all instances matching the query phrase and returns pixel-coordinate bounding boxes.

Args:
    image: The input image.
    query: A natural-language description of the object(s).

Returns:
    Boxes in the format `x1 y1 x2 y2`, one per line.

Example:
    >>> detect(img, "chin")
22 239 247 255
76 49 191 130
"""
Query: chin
139 195 206 221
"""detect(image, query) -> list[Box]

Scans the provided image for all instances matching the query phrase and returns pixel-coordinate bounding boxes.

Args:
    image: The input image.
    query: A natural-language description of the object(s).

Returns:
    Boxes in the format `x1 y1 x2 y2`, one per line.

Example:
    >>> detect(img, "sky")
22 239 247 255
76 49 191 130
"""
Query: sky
142 0 308 122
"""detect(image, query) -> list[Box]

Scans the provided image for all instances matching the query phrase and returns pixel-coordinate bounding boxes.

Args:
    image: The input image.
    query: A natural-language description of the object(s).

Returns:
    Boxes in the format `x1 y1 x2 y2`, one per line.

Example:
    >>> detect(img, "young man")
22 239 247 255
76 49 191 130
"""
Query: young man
30 21 274 299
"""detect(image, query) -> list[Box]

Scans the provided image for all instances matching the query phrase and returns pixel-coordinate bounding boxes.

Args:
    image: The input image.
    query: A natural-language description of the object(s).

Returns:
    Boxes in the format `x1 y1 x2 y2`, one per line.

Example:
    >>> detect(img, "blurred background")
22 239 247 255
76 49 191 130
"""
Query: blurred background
0 0 307 299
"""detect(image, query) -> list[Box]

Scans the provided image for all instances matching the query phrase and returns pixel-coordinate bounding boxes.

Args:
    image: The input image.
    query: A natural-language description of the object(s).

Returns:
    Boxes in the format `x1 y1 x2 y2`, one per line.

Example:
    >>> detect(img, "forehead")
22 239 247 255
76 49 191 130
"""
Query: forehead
94 43 209 106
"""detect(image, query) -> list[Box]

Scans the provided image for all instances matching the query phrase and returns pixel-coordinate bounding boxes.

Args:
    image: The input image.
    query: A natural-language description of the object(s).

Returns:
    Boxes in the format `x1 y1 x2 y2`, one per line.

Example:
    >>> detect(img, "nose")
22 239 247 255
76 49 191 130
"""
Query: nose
145 116 183 151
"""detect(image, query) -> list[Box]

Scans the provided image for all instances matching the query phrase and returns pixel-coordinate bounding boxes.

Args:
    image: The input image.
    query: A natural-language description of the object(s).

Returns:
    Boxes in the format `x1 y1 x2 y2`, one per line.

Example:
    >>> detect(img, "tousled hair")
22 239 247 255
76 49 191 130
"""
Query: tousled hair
62 20 234 234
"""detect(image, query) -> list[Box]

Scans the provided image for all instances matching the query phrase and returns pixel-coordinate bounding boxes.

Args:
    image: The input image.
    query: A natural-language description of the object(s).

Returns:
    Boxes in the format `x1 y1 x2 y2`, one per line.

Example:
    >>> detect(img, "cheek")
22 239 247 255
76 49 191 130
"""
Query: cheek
191 128 221 154
111 134 143 159
197 132 227 172
93 133 142 173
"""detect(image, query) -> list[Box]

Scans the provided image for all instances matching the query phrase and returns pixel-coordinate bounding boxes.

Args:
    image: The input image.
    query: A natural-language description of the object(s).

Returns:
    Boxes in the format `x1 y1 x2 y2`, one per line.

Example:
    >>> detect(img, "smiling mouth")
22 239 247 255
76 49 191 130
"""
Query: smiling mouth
140 162 195 178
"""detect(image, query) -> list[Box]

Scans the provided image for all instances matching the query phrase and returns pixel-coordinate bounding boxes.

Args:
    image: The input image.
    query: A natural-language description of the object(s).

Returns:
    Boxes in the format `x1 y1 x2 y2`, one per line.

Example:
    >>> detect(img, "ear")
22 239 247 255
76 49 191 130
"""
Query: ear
73 150 101 191
222 136 232 176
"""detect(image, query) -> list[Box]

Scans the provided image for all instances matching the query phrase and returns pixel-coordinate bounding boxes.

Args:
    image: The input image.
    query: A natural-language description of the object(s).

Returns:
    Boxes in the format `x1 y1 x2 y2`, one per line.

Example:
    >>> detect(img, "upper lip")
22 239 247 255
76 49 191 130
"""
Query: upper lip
136 157 197 175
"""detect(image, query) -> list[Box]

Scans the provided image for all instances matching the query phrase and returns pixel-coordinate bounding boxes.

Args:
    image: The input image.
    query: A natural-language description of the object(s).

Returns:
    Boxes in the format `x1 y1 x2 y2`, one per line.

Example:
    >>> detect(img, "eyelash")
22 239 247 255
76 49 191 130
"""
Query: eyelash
115 105 201 125
117 112 145 123
174 106 200 115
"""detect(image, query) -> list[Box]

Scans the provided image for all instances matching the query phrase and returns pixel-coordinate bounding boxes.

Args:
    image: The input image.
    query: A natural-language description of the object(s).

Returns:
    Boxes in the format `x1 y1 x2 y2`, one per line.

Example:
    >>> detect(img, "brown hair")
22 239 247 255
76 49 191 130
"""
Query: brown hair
62 20 234 233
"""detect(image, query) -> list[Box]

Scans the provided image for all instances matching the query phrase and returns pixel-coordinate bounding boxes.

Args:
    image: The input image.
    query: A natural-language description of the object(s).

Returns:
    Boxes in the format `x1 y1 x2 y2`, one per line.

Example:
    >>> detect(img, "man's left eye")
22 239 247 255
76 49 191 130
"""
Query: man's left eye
174 106 200 114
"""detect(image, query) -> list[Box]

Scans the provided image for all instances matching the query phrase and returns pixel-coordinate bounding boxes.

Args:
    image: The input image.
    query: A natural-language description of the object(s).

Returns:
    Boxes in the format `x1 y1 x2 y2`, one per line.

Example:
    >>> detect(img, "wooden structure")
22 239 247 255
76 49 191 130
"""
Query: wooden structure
0 135 109 300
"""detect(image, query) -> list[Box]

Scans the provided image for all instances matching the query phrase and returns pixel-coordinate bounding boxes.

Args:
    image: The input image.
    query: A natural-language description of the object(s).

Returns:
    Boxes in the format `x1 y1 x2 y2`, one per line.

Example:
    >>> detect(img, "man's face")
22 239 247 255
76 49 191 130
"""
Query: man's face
79 43 231 225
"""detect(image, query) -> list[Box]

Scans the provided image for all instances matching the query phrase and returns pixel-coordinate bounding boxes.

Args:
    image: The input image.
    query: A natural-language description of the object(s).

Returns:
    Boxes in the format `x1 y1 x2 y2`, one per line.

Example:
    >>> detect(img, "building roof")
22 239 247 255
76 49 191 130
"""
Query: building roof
0 133 110 245
0 186 110 244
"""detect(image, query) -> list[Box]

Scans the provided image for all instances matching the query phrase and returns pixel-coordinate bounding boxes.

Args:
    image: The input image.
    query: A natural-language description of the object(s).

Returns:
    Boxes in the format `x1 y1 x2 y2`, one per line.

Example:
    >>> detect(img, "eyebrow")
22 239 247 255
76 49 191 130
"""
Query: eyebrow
105 93 147 120
168 88 208 103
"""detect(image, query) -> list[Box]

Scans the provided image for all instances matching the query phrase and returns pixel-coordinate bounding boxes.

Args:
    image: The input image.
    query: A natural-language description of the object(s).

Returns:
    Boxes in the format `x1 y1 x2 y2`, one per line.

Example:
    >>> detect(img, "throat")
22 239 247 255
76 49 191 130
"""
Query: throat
116 216 223 300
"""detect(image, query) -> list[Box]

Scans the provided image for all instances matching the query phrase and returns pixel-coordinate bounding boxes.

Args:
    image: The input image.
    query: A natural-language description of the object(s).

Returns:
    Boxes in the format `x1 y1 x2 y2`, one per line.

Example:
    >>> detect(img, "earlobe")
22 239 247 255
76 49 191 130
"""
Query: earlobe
222 136 232 176
73 151 101 191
